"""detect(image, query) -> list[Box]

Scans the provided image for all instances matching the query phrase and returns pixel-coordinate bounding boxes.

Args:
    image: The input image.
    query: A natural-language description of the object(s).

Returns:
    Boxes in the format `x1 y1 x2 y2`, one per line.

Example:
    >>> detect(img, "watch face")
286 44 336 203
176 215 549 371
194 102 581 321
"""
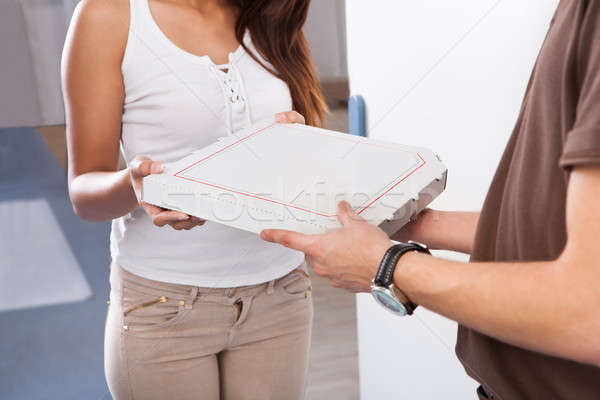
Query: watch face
372 288 408 316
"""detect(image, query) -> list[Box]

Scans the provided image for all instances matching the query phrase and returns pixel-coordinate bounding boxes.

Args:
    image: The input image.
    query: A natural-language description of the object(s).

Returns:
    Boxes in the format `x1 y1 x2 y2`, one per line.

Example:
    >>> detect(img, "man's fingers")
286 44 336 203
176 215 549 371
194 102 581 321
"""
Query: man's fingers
275 111 306 125
337 200 360 226
260 229 315 253
329 279 342 288
306 257 326 276
312 265 328 278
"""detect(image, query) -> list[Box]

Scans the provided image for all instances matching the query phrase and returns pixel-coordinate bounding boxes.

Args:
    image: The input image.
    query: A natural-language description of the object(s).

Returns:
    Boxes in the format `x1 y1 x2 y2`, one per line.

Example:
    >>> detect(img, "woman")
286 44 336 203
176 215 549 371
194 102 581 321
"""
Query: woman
61 0 327 398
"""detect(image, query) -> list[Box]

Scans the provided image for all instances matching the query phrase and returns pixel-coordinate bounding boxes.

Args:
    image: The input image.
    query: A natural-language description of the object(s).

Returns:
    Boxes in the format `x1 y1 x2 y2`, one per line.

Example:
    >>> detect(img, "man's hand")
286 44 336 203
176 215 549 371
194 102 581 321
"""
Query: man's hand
261 201 393 292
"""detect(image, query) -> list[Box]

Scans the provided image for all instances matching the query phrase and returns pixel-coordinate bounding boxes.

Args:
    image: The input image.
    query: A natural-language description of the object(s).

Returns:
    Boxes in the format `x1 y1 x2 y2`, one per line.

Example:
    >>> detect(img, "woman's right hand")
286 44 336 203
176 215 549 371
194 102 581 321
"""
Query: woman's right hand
129 156 206 230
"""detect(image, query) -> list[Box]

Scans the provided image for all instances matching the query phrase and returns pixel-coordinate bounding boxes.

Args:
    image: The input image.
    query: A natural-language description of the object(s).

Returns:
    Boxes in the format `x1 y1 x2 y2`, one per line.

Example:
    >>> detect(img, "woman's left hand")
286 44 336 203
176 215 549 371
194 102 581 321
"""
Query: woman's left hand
275 111 306 125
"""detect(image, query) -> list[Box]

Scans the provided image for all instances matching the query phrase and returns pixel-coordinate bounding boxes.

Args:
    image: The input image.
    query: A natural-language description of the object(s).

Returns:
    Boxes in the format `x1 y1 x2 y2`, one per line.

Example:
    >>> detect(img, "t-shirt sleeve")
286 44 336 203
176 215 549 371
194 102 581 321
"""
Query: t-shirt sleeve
560 2 600 169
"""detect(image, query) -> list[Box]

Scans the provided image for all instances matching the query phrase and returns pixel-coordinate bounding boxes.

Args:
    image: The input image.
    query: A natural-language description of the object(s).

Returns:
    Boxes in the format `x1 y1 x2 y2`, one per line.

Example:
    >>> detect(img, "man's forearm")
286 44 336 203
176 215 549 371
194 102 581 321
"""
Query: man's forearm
394 251 600 366
393 209 480 254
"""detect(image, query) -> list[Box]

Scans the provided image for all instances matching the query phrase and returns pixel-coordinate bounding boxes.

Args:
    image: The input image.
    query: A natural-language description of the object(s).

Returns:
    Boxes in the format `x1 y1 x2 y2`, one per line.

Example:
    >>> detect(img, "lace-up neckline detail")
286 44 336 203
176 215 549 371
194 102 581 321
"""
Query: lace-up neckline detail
210 62 252 134
217 68 245 105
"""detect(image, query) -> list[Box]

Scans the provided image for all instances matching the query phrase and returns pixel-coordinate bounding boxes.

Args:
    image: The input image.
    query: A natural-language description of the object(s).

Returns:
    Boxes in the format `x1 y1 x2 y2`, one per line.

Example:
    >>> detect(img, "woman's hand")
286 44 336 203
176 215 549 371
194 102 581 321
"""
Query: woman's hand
129 156 206 230
275 111 306 125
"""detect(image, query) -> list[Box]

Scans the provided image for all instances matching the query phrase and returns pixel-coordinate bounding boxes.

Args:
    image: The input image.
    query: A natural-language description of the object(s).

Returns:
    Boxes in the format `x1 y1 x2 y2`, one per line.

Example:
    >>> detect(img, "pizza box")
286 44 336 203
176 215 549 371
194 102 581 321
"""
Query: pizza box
142 119 447 235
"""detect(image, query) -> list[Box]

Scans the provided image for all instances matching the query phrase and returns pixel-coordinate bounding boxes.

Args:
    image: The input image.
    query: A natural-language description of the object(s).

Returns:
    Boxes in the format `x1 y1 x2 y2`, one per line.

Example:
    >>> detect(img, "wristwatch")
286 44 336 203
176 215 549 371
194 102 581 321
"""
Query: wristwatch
371 241 430 316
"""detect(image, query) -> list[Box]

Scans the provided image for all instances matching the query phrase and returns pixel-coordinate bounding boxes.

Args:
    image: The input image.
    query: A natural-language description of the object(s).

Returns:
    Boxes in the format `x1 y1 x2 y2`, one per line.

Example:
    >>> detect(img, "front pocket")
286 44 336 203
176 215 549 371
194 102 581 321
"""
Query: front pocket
123 295 168 317
280 269 312 299
122 290 187 333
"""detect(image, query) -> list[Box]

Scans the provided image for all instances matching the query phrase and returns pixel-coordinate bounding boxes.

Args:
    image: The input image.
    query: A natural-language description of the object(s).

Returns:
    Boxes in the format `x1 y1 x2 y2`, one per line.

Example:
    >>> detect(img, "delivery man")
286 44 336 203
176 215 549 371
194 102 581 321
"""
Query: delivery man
261 1 600 398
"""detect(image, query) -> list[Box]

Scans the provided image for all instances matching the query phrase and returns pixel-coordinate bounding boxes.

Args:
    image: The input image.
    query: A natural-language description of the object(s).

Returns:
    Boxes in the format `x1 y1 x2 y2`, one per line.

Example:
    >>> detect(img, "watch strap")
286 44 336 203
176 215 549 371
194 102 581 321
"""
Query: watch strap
393 285 418 315
374 243 425 287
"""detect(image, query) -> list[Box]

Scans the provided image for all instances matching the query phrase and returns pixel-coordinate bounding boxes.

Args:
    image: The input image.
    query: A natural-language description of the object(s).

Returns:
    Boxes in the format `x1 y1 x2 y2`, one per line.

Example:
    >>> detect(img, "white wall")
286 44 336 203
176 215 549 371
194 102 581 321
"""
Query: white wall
345 0 559 398
2 0 346 127
0 0 78 128
0 0 42 128
305 0 348 82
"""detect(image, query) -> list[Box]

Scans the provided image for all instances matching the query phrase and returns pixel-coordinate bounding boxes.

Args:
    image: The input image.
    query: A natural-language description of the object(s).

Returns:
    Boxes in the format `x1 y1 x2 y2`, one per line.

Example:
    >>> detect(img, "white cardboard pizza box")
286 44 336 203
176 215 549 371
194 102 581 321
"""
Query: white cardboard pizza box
142 119 447 235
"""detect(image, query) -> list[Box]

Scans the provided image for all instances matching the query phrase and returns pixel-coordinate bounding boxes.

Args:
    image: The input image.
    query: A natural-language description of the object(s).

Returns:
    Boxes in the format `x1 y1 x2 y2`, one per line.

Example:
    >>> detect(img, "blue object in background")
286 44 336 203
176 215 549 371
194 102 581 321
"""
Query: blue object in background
348 94 366 137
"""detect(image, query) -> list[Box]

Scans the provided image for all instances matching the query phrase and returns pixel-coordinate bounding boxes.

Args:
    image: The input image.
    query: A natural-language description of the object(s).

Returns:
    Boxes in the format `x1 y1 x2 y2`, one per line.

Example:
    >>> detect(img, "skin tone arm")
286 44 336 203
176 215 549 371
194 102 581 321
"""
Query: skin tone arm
62 0 199 228
62 0 303 227
62 0 135 221
393 209 480 254
261 165 600 367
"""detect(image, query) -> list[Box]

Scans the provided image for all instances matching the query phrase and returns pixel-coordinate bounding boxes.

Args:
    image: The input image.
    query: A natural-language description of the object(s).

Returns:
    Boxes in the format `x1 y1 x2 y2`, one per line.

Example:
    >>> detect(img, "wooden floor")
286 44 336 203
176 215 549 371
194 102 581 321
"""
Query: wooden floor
37 106 360 400
305 106 359 400
307 269 359 400
37 124 67 169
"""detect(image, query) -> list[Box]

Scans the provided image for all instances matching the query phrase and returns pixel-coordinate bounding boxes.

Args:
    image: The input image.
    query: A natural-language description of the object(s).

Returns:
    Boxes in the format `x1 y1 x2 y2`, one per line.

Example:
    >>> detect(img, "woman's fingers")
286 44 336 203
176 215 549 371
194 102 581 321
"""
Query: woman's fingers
141 202 205 230
151 210 190 227
170 217 206 230
129 156 151 177
140 202 165 216
275 111 306 125
130 156 163 178
132 156 203 231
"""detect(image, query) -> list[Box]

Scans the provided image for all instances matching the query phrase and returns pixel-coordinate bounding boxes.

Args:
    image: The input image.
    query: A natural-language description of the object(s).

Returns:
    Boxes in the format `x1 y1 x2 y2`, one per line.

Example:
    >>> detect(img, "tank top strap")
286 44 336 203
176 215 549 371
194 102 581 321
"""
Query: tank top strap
127 0 159 41
127 0 139 33
122 0 171 71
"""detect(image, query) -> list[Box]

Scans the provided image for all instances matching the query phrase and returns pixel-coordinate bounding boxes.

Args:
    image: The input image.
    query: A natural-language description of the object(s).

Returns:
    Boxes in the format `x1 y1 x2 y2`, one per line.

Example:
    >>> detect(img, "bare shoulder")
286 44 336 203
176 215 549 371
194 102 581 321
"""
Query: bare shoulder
72 0 129 28
62 0 131 117
65 0 130 62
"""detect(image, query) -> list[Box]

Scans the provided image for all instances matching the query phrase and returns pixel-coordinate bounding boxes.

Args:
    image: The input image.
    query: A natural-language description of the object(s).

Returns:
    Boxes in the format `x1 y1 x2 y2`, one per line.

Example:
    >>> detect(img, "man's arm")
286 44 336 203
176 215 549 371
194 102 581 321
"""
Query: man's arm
261 166 600 367
392 209 480 254
395 165 600 366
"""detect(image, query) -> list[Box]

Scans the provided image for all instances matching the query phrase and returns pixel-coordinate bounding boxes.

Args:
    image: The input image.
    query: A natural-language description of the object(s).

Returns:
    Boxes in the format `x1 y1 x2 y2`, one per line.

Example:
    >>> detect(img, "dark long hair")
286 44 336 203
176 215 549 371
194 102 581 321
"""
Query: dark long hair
230 0 328 127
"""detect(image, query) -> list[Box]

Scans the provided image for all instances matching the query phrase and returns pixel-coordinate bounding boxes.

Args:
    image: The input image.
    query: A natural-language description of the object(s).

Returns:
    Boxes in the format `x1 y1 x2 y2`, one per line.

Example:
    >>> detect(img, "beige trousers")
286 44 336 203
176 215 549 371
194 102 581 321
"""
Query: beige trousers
105 263 313 400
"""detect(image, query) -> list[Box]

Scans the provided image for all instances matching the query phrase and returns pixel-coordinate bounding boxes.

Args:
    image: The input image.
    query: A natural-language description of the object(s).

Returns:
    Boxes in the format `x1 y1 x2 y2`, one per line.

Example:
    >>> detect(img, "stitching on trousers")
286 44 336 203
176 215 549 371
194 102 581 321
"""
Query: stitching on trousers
119 277 135 400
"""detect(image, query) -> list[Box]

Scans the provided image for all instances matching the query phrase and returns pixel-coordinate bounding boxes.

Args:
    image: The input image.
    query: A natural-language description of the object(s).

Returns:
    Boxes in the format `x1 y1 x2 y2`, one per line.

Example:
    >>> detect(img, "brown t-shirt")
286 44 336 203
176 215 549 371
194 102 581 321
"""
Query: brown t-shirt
456 1 600 398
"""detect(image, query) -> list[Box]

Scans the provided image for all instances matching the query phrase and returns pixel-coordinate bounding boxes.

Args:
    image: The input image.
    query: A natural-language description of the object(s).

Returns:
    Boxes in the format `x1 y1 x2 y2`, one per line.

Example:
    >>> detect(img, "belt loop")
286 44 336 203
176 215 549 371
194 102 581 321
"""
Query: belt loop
184 286 198 310
226 287 237 298
267 280 275 295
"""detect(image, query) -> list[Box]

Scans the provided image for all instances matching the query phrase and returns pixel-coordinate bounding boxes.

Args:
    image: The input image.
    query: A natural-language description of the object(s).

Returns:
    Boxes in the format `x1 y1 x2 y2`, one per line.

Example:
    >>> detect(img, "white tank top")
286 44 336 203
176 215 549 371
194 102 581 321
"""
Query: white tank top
110 0 304 287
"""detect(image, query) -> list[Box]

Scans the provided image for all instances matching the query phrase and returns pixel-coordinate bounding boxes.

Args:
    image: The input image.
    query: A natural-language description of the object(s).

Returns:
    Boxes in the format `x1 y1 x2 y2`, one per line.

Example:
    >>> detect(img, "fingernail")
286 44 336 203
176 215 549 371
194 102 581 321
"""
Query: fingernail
151 162 163 174
177 214 190 221
275 113 285 122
